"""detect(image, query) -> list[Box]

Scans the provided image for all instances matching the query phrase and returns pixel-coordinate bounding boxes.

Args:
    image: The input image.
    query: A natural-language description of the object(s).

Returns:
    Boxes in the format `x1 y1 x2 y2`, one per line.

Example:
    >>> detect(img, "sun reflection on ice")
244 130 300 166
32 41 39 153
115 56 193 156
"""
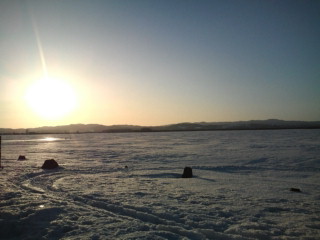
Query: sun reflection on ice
41 137 59 142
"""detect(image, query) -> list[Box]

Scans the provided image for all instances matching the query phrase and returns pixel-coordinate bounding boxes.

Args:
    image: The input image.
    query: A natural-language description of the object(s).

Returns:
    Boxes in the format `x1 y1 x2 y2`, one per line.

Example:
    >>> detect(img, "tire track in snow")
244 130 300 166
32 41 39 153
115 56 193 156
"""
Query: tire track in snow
15 169 221 239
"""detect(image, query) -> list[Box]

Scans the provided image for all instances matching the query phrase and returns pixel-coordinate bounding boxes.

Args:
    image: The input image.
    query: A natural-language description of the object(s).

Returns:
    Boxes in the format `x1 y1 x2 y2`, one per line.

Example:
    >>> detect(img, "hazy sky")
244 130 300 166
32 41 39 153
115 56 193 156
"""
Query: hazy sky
1 0 319 128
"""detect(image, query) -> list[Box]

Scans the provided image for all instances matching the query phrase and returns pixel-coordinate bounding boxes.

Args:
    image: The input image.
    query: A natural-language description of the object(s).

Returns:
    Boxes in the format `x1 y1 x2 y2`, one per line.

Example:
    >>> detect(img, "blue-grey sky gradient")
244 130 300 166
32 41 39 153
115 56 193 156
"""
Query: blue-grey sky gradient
1 0 319 128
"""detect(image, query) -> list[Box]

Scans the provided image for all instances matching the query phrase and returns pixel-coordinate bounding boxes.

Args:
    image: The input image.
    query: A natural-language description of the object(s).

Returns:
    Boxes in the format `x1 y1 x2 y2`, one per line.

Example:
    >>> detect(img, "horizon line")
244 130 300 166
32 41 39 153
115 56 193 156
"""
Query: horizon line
2 119 320 130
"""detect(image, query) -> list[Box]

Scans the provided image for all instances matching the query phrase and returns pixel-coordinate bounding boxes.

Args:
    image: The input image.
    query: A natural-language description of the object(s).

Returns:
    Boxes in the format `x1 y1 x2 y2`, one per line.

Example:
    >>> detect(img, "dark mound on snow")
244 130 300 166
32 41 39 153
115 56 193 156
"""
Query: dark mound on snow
42 159 59 169
182 167 193 178
18 155 27 161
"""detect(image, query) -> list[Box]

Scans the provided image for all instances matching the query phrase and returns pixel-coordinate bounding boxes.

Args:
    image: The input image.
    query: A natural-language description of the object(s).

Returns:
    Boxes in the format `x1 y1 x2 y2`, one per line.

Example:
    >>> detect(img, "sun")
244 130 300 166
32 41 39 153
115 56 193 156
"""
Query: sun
25 76 77 120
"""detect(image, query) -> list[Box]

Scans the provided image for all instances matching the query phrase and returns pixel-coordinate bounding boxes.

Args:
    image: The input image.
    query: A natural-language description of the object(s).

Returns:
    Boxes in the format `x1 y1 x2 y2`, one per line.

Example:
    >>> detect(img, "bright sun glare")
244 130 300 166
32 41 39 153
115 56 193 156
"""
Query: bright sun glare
25 77 77 120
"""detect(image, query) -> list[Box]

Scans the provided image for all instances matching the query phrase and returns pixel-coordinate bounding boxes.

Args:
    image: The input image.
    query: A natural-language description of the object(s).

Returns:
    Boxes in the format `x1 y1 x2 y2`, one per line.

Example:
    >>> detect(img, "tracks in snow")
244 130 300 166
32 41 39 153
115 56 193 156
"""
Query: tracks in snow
13 168 218 239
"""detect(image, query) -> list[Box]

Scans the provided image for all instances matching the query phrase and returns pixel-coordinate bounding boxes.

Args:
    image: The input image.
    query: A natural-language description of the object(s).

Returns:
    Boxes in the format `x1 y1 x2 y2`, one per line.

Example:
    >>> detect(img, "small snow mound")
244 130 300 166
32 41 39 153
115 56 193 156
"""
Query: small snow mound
18 155 27 161
182 167 193 178
42 159 59 169
290 188 301 193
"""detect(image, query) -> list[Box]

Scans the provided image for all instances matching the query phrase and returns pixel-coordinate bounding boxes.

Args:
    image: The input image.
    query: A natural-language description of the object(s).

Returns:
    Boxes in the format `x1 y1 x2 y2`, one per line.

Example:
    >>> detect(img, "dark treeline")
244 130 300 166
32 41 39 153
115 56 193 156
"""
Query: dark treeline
1 120 320 135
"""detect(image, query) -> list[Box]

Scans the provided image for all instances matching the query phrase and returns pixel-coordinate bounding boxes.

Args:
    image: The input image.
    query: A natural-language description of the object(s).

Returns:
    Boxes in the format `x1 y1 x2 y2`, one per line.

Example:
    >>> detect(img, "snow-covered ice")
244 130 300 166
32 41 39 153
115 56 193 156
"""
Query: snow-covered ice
0 129 320 239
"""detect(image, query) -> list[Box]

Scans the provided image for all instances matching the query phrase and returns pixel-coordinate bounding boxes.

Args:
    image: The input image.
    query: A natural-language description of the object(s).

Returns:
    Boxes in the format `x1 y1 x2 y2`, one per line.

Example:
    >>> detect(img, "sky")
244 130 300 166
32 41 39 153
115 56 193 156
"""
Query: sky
0 0 319 128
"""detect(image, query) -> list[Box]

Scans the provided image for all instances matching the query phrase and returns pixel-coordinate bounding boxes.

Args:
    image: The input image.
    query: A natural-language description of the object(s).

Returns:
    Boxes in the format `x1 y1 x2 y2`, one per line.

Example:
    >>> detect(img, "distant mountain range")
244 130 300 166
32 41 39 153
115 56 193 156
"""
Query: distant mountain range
1 119 320 135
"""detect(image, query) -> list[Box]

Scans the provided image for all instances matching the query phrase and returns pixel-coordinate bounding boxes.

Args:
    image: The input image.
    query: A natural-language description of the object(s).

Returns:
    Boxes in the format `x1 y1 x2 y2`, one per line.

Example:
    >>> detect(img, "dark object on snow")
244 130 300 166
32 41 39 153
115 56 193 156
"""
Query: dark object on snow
18 155 27 161
182 167 193 178
290 188 301 193
42 159 59 169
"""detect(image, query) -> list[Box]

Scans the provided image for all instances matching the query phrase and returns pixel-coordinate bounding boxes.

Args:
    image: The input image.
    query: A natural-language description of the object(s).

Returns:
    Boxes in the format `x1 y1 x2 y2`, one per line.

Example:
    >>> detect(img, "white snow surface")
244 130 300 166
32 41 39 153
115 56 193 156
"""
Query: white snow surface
0 129 320 240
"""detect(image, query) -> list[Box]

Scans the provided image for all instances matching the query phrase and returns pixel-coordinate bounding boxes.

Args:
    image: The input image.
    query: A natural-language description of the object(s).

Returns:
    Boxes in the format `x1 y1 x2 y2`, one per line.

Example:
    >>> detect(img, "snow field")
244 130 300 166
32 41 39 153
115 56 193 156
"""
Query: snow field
1 130 320 239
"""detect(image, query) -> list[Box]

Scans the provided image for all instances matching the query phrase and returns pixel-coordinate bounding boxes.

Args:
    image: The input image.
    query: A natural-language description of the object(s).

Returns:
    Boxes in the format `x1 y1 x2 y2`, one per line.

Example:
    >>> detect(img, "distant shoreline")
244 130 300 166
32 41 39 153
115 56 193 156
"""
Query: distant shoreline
1 119 320 135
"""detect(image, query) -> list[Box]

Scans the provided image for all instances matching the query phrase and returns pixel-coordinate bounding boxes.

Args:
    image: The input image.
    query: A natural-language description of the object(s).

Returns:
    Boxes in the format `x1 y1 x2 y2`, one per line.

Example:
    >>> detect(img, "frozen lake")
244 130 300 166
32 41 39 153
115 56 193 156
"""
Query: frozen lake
1 129 320 239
